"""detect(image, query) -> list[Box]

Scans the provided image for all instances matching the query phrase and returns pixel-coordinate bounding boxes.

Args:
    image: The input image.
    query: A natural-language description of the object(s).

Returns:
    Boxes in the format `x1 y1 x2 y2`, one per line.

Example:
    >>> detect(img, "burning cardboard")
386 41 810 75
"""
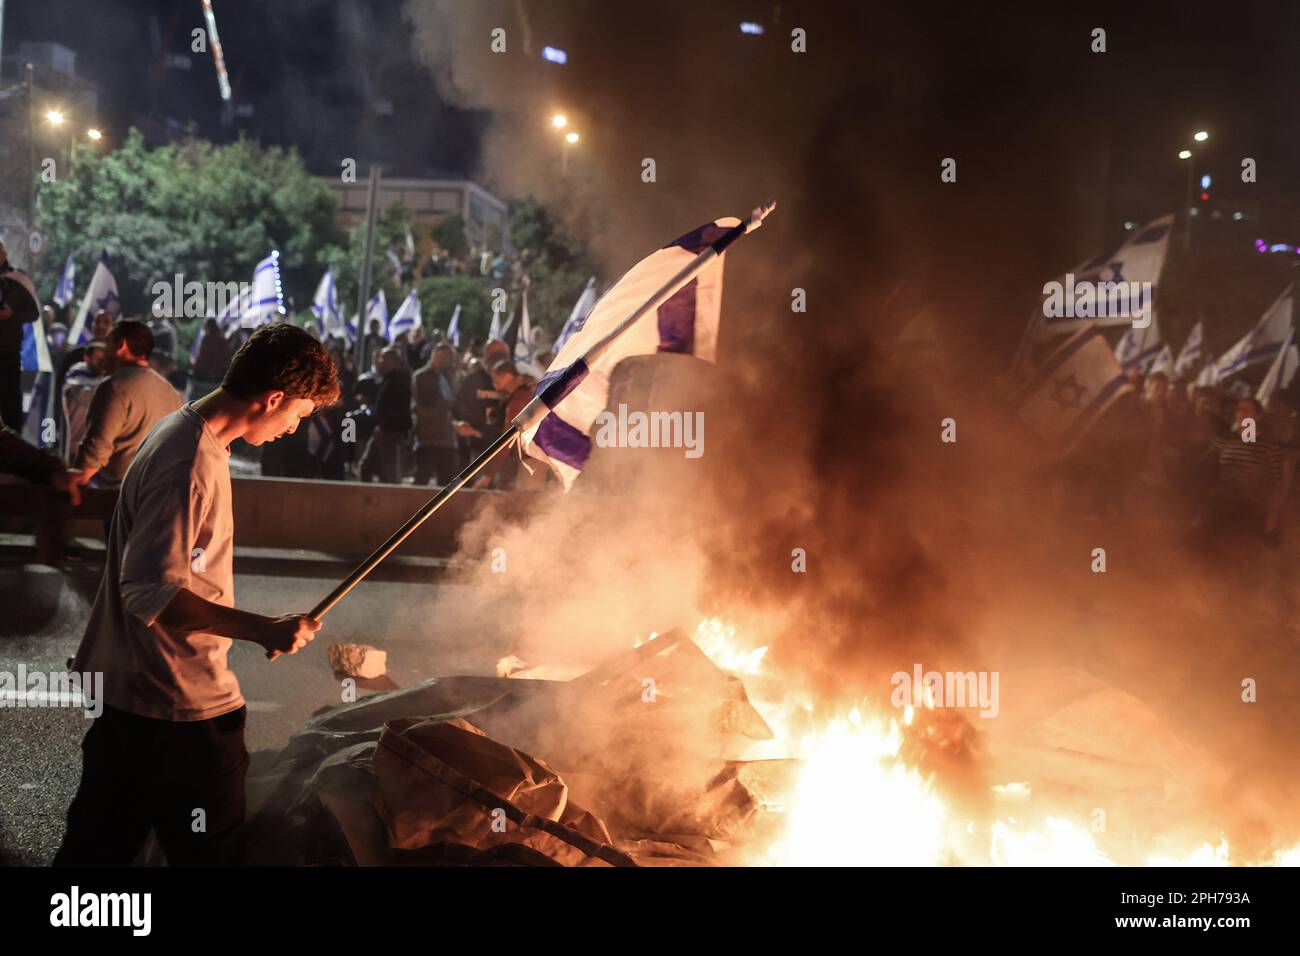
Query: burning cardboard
241 628 781 865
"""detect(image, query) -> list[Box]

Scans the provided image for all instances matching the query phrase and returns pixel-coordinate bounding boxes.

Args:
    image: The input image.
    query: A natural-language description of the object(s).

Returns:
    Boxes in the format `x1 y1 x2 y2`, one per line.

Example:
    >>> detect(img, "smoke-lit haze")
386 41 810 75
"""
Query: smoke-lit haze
400 0 1300 860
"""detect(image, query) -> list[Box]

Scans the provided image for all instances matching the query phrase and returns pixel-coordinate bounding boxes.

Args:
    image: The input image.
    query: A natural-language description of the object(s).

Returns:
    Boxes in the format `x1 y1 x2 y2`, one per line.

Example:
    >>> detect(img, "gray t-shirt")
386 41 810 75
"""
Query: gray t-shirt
74 364 183 485
72 404 242 721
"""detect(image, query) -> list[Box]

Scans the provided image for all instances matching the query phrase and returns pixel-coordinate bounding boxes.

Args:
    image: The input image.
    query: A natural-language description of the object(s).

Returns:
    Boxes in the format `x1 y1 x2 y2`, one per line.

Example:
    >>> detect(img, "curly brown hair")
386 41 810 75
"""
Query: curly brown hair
222 324 341 408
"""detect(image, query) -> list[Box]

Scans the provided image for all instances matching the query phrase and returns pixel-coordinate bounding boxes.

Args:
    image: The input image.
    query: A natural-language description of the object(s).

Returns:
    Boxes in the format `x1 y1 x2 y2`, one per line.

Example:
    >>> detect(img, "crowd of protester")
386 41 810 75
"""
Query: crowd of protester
9 300 547 499
278 327 544 492
1058 366 1300 542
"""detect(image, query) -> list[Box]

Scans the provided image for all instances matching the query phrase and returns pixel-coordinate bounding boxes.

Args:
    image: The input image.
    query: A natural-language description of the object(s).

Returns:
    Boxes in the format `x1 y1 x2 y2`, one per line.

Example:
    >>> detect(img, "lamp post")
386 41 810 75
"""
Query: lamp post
549 112 581 175
562 130 579 175
1180 130 1209 253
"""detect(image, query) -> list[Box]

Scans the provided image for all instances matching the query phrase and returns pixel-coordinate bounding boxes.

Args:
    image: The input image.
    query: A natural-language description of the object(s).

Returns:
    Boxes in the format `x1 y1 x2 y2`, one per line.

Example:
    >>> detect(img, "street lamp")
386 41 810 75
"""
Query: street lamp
1180 131 1209 252
45 109 64 125
86 128 102 141
551 113 568 129
561 130 580 173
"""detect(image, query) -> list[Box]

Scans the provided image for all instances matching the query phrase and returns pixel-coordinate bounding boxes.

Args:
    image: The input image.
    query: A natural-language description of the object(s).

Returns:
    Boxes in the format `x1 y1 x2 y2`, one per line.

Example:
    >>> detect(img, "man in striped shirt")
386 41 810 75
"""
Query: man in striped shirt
1204 398 1293 535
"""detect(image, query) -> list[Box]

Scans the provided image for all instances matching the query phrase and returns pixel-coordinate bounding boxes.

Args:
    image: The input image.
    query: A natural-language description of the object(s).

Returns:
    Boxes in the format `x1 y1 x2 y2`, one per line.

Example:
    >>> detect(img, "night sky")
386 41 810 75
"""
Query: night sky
7 0 1300 350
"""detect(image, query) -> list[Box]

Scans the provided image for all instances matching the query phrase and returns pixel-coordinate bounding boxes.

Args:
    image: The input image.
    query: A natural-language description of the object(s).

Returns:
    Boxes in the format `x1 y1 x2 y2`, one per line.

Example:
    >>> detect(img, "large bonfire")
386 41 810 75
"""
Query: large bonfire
680 619 1300 867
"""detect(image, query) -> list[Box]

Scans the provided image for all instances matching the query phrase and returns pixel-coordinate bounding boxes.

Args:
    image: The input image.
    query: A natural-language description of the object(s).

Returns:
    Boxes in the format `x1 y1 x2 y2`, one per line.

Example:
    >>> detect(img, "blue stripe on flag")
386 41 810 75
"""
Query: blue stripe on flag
1221 342 1282 377
1132 224 1170 245
1014 326 1102 403
536 359 589 409
534 412 592 470
667 222 733 254
1061 374 1130 447
1120 342 1162 371
657 278 697 354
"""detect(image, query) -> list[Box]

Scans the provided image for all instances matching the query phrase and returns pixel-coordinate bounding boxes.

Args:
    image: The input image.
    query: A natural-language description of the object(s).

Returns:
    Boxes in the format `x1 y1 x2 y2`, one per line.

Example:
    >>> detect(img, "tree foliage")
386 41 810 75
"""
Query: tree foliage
34 129 341 316
507 197 593 338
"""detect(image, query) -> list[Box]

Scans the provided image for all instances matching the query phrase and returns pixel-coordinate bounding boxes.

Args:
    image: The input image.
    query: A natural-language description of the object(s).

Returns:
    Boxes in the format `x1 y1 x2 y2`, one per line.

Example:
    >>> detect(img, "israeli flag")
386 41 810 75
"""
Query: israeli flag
241 251 285 329
52 254 76 308
519 215 734 489
349 289 388 341
1173 321 1203 379
503 285 535 362
555 277 598 352
16 271 49 374
1214 284 1293 382
310 268 341 338
1257 328 1298 403
1196 357 1219 388
217 284 253 340
387 290 421 341
1016 323 1134 455
1114 313 1164 372
1036 215 1173 339
446 303 462 347
1148 344 1174 377
67 252 120 345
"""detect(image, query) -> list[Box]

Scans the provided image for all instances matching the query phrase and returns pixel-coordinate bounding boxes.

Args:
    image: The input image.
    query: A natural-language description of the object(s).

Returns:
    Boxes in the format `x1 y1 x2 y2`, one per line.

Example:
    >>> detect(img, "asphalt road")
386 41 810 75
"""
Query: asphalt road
0 558 518 865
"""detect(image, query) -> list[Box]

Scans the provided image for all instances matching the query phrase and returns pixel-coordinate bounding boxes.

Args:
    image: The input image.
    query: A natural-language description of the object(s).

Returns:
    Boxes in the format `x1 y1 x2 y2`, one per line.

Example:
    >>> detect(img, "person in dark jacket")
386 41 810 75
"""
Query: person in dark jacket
480 359 537 490
190 318 232 398
452 339 509 470
359 347 412 483
411 343 460 486
0 241 40 430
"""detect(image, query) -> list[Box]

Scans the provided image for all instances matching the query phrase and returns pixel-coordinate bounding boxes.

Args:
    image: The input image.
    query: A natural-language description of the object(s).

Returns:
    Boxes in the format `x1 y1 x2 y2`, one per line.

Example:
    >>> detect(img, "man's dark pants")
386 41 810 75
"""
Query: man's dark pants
413 444 459 486
54 704 249 865
360 427 407 483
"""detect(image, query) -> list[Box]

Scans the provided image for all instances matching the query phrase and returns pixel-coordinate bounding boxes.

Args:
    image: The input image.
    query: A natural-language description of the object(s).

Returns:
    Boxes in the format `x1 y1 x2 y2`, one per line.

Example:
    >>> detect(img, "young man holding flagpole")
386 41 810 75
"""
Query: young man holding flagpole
55 324 340 865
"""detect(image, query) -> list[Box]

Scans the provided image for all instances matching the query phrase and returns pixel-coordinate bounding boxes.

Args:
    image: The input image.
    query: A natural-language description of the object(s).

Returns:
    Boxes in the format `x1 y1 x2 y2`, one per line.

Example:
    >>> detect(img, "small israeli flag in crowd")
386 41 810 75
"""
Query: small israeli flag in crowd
1214 284 1294 382
53 254 76 308
1114 313 1164 372
241 251 285 329
1173 320 1203 379
217 284 252 338
310 268 341 338
1147 344 1173 377
555 277 598 352
1257 328 1298 403
503 285 535 362
15 271 48 375
446 303 462 347
387 290 421 341
349 289 388 341
67 252 119 345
